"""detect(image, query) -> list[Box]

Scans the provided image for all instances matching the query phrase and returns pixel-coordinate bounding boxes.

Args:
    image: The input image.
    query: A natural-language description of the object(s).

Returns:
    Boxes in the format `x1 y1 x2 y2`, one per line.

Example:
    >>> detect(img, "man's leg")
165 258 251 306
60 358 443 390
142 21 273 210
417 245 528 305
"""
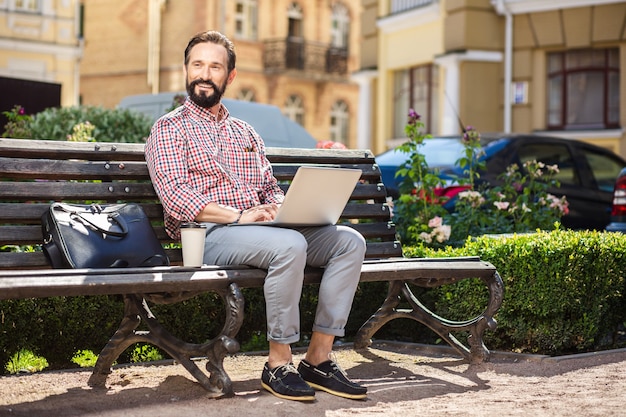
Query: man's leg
201 224 315 401
296 225 368 399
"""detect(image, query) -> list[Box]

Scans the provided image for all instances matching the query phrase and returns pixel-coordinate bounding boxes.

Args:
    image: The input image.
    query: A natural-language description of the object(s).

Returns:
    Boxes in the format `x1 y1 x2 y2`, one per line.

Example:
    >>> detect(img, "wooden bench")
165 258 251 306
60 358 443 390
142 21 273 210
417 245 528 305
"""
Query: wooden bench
0 137 504 398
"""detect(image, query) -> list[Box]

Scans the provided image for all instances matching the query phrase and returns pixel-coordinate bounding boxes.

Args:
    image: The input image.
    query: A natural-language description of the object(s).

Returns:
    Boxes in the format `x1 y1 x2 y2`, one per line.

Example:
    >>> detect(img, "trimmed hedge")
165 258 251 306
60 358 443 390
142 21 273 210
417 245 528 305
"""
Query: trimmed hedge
1 230 625 373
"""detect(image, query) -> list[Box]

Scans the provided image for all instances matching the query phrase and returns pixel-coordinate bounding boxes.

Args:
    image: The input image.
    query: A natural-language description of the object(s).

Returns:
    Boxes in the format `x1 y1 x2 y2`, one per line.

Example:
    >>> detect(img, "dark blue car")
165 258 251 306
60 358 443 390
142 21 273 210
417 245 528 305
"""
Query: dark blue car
375 134 626 231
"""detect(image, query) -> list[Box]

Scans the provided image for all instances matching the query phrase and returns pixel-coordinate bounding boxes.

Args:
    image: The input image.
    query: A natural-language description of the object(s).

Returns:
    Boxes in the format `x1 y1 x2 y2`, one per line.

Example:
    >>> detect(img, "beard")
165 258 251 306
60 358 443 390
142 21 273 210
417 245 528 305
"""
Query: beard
186 78 227 109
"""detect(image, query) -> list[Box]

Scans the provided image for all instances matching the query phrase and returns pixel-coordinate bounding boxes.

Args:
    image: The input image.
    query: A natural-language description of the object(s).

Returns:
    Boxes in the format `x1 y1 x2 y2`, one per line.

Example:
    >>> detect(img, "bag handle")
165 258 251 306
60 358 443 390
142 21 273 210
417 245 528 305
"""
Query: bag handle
53 204 129 238
70 211 129 238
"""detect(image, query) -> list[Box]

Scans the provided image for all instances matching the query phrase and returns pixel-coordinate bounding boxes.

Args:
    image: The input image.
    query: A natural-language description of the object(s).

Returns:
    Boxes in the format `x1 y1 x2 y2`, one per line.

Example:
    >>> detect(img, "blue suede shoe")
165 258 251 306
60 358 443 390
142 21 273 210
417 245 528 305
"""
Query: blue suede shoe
298 359 367 400
261 362 316 401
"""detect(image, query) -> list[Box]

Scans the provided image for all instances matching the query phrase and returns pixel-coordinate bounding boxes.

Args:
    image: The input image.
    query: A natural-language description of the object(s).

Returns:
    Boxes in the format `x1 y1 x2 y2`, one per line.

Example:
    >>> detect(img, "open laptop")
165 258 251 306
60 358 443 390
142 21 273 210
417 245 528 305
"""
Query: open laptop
231 166 362 227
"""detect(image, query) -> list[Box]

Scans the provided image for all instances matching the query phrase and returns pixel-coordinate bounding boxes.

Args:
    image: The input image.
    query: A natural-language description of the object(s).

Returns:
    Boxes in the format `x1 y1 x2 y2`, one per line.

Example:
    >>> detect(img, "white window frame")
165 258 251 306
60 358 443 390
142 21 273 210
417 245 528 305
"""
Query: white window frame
330 3 349 48
329 100 349 144
284 94 305 126
234 0 258 40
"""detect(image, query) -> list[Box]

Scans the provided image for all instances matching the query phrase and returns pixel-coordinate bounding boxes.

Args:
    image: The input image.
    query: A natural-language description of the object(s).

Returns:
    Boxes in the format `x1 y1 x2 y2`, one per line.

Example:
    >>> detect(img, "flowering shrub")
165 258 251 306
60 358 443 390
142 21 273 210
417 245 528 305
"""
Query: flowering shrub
1 105 32 138
316 140 347 149
392 109 569 247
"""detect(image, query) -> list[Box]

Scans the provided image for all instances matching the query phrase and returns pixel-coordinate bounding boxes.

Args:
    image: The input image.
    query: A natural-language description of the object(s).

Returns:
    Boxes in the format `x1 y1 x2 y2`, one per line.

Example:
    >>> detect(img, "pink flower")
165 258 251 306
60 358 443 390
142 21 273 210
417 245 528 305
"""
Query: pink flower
316 140 347 149
493 201 510 210
428 216 443 228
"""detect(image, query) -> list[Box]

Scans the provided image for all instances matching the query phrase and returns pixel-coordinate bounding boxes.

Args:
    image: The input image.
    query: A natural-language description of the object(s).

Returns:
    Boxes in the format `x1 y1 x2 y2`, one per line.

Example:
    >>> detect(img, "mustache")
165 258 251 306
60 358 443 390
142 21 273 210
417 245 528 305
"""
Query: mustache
190 79 219 90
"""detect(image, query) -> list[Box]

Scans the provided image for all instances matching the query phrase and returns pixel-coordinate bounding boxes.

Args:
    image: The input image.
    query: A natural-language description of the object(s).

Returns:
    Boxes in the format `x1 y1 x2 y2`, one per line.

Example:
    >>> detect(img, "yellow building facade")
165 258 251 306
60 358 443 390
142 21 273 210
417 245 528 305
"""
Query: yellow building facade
0 0 83 109
79 0 362 147
358 0 626 157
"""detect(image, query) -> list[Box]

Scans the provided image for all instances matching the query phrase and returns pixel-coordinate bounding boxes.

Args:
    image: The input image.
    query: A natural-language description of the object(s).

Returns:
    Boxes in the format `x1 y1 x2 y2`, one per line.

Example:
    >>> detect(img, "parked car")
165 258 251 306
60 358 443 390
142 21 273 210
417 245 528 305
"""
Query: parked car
606 167 626 232
376 134 626 231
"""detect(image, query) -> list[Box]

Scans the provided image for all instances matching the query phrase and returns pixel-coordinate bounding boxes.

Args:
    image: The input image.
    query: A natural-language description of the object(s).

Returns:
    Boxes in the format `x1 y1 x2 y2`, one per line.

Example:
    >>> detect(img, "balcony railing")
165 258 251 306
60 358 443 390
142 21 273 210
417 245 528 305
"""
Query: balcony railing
263 38 348 76
390 0 435 14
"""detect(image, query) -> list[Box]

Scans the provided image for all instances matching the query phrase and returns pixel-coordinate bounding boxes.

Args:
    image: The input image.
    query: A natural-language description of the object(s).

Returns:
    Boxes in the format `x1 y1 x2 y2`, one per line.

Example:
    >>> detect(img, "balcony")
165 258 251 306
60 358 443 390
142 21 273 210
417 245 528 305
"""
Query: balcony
263 38 348 78
390 0 435 14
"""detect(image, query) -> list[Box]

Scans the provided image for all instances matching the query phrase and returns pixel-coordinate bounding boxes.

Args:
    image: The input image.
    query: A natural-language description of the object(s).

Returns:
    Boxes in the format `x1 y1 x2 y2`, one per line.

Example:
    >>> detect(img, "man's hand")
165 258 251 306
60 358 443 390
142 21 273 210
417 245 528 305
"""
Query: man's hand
239 203 279 223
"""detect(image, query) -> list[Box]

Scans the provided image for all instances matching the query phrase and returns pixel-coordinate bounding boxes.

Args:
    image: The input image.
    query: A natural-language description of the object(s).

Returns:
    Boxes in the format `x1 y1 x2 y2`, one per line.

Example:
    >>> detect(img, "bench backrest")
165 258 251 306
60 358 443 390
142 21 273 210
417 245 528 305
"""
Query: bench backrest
0 138 401 269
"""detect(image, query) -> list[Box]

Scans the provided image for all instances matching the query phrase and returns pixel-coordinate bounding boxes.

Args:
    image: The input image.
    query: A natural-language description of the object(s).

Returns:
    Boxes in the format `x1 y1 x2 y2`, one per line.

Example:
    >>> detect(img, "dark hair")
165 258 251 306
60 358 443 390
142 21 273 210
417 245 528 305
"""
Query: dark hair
184 31 236 73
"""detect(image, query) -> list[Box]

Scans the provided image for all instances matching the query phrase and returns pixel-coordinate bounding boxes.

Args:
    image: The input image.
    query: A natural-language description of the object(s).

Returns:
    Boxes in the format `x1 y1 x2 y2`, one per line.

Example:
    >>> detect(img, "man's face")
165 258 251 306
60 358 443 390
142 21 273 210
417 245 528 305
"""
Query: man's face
184 42 236 110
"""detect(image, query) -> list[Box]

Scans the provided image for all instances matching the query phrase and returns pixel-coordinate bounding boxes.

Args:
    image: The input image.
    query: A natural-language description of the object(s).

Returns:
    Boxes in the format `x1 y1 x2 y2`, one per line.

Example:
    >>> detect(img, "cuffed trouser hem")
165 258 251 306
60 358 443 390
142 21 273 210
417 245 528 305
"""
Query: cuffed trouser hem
267 332 301 345
311 325 345 338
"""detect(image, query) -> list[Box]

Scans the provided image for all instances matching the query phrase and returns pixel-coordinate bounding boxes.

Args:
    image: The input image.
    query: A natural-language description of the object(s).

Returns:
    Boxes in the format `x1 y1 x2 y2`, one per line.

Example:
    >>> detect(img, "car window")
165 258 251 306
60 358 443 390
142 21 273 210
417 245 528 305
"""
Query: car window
516 143 580 186
582 149 625 192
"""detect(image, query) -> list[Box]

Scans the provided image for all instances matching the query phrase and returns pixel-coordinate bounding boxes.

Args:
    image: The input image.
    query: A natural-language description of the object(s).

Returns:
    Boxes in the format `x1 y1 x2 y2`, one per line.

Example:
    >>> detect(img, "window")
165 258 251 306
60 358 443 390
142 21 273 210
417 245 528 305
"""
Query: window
329 100 349 145
287 2 303 38
284 94 304 126
234 0 258 40
582 148 625 193
13 0 39 12
236 88 256 102
393 64 439 137
517 143 579 187
330 3 349 49
547 48 619 130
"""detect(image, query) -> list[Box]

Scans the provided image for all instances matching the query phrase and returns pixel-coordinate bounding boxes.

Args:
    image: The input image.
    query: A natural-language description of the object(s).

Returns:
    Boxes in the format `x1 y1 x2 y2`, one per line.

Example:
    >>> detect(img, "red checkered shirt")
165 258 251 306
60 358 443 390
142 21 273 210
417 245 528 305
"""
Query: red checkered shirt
145 97 284 239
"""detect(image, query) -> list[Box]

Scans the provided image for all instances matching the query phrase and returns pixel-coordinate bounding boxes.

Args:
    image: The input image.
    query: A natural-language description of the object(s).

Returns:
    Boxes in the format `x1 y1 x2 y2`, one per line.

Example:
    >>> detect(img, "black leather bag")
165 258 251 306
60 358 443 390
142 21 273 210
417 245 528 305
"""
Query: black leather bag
41 202 169 269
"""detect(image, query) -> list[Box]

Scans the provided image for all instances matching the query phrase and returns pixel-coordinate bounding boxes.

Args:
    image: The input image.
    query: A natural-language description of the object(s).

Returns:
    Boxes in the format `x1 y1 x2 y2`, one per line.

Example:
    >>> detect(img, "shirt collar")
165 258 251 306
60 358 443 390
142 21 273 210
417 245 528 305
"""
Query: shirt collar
184 97 230 122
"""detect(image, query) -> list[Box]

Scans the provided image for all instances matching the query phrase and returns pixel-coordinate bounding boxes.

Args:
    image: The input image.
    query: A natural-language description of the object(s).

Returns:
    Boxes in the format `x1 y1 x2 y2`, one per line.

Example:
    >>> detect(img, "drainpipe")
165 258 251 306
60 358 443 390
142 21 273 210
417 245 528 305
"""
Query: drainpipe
493 0 512 133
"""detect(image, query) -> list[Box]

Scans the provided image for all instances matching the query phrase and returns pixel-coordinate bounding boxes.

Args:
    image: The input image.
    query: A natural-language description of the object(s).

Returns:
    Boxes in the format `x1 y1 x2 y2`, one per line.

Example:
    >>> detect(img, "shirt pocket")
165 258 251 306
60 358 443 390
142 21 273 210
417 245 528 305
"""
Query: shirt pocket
224 150 265 189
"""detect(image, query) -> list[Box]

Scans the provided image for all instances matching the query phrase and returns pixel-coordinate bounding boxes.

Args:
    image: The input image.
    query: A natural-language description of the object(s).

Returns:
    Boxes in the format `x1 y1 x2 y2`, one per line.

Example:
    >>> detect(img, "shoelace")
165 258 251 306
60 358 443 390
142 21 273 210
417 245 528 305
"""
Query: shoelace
268 363 299 381
327 352 349 378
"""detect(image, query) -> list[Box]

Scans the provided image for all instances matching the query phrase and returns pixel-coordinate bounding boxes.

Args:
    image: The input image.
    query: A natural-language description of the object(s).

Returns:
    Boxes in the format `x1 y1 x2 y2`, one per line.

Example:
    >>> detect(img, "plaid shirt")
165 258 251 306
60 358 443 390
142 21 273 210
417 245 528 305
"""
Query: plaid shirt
145 97 284 239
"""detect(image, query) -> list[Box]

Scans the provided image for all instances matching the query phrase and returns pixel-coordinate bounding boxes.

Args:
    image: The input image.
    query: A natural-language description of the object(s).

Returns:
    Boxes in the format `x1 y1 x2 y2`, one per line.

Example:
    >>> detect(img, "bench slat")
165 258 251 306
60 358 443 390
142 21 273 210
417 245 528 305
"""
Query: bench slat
0 259 495 300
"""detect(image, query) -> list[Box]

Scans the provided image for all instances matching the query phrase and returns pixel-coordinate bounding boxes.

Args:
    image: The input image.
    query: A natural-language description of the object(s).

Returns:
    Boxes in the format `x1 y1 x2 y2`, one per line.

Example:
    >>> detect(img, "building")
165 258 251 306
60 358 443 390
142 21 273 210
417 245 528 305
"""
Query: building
0 0 83 124
357 0 626 157
79 0 362 147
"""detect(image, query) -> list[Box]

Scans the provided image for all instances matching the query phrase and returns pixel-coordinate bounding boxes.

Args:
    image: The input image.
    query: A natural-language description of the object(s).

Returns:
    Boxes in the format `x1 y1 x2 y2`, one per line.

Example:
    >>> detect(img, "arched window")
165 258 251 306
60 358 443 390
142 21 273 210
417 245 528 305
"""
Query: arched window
329 100 349 145
284 94 305 126
236 88 256 102
330 3 349 49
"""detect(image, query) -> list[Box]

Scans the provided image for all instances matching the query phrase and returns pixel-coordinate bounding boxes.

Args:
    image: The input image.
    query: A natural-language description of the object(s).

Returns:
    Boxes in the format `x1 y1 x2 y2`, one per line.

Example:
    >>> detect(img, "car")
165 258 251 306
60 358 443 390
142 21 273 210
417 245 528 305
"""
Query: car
376 134 626 231
606 167 626 232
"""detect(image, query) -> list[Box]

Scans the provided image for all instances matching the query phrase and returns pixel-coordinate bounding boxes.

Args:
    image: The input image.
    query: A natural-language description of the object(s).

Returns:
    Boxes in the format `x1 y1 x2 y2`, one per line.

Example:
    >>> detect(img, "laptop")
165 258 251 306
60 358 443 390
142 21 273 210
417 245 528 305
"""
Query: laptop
231 166 362 226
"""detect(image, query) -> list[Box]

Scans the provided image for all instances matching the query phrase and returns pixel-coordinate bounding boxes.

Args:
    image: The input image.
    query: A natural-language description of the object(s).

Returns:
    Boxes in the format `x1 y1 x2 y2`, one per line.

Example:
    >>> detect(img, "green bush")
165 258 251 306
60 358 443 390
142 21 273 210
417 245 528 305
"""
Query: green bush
1 230 624 374
25 105 153 143
401 230 626 355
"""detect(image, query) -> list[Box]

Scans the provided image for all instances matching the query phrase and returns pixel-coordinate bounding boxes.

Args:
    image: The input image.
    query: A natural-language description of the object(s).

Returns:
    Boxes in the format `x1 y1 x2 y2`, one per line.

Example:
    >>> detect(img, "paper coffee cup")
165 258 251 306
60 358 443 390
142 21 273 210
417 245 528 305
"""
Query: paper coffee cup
180 222 207 267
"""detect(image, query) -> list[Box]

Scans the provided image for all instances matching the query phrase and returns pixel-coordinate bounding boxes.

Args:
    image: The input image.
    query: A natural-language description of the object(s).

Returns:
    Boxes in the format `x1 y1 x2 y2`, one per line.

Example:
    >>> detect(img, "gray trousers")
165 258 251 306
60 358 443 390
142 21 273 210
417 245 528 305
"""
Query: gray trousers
201 223 366 345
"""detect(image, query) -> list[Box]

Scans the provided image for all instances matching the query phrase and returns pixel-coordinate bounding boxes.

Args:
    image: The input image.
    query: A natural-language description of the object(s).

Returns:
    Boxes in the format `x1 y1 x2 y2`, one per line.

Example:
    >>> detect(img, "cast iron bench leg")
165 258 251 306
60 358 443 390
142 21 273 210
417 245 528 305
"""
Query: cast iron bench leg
354 272 504 364
88 283 245 397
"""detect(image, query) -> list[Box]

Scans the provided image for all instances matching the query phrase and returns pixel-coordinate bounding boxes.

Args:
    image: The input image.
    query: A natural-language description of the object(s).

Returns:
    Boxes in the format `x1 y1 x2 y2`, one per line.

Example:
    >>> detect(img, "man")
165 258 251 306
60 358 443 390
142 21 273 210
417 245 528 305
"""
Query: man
144 30 367 402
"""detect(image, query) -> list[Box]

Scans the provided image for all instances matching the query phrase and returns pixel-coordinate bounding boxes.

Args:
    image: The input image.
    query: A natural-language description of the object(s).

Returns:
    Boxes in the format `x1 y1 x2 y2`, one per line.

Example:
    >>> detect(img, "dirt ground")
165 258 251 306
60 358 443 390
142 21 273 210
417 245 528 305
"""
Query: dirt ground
0 341 624 417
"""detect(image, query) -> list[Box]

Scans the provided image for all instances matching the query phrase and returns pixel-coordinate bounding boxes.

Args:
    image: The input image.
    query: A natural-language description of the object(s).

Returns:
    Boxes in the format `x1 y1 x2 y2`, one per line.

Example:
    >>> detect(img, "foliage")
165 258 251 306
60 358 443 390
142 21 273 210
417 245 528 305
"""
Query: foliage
402 230 626 355
23 105 153 143
393 109 449 246
5 349 48 374
71 350 99 368
393 109 568 246
166 94 186 113
66 121 96 142
2 231 624 373
1 105 33 138
130 344 163 363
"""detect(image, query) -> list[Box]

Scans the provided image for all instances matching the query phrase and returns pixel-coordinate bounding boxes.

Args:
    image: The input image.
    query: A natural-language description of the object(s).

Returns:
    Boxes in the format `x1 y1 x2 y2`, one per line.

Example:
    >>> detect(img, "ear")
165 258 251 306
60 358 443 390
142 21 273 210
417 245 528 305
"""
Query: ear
183 63 188 79
227 68 237 85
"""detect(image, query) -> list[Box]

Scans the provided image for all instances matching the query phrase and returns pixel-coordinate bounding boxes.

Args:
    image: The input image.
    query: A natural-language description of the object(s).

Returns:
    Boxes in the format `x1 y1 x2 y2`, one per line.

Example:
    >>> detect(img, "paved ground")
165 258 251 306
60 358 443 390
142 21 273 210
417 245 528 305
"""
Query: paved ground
1 342 625 417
